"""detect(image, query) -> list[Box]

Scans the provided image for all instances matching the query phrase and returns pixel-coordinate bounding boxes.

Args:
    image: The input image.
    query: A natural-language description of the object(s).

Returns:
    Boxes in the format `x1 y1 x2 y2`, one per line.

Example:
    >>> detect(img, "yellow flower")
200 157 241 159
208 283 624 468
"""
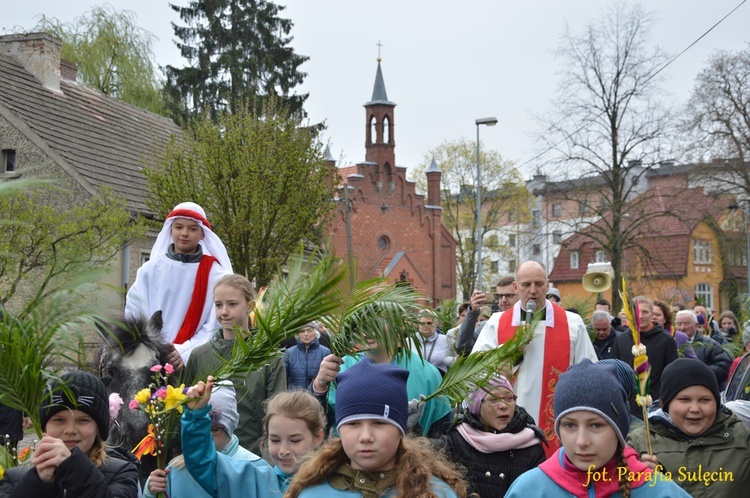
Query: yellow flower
134 388 151 404
0 465 4 480
164 384 187 413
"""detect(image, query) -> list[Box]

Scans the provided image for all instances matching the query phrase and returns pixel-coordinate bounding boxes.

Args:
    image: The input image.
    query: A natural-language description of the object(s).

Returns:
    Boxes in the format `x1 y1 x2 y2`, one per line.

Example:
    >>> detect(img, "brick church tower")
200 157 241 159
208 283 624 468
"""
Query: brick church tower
327 59 457 304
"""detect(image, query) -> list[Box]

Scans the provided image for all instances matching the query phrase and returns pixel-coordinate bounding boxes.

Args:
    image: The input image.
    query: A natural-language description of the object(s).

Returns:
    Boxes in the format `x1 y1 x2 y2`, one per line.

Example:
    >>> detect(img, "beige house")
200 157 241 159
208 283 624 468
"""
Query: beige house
0 33 181 316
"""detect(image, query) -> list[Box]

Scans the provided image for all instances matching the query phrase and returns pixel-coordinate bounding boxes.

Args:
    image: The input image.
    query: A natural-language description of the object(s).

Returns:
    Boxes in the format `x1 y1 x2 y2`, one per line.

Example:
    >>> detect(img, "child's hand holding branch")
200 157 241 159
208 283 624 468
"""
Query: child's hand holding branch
186 376 215 411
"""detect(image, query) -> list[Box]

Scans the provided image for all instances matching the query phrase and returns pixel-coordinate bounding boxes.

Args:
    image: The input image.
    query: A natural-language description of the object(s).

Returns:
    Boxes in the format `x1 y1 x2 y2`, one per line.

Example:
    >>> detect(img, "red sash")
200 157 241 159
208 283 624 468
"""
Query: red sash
173 255 218 345
498 303 569 457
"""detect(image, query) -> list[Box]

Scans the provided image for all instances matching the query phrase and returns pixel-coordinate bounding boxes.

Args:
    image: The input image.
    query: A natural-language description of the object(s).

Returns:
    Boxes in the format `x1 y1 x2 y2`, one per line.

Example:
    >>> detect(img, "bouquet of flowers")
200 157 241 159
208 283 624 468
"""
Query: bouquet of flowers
129 362 189 498
0 442 32 480
620 277 653 455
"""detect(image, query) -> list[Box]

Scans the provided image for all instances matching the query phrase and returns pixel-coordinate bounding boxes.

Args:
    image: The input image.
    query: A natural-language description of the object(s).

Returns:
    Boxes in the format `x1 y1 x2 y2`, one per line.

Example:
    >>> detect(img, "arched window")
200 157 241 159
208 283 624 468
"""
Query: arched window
695 283 713 310
368 115 377 144
383 115 391 143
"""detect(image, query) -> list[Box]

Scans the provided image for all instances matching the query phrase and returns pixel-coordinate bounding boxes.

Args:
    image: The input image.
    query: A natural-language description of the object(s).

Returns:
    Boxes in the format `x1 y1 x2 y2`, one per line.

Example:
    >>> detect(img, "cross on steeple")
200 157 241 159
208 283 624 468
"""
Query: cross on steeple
376 40 383 61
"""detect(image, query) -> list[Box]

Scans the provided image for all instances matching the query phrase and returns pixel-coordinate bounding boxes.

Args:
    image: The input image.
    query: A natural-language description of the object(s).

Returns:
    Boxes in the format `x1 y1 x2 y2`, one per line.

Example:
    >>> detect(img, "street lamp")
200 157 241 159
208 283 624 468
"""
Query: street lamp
475 116 498 292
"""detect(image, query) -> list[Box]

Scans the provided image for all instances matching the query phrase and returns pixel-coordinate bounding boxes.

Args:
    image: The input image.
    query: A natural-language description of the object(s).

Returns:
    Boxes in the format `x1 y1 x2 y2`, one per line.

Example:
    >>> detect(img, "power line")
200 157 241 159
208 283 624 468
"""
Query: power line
515 0 748 171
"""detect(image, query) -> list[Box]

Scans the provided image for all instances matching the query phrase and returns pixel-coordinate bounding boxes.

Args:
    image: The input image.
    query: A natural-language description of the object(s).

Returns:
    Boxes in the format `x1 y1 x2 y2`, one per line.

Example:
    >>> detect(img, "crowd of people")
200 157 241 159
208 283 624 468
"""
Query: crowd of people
3 201 750 497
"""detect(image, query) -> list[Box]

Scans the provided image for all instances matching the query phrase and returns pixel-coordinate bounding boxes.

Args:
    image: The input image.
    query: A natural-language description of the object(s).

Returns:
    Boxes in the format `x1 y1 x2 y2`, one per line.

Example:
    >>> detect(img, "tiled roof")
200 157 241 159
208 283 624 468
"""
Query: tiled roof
549 186 734 282
0 53 181 215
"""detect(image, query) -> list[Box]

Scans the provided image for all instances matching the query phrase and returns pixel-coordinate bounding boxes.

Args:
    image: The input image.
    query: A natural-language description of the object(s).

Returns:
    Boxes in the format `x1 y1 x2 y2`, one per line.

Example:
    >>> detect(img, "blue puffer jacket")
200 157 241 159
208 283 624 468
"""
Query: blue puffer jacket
285 339 330 389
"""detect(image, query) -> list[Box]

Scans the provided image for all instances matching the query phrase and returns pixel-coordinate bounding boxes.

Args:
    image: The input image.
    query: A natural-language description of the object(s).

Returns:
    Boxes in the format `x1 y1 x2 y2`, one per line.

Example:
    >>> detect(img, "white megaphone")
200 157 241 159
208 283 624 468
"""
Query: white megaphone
582 262 614 293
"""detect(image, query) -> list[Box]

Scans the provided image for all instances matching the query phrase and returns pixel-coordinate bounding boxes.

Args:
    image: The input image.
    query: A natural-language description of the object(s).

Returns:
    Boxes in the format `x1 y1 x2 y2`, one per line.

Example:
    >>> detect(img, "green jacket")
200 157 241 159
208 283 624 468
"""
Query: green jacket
627 409 750 498
185 331 287 455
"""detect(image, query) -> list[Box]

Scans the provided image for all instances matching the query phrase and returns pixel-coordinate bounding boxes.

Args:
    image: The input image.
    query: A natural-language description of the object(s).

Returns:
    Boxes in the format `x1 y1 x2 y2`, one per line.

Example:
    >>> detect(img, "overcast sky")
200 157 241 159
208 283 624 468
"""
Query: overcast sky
4 1 748 181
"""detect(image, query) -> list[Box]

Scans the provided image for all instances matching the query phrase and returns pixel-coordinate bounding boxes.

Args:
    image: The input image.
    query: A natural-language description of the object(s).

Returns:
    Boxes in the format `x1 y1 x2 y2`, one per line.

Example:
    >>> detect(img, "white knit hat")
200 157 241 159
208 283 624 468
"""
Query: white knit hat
209 381 240 438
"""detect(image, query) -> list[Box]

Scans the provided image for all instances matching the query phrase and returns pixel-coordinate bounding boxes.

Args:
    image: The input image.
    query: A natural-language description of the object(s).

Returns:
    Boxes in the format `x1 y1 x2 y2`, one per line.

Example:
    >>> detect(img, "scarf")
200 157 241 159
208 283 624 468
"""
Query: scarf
539 447 652 497
173 254 218 345
457 423 541 453
329 462 398 498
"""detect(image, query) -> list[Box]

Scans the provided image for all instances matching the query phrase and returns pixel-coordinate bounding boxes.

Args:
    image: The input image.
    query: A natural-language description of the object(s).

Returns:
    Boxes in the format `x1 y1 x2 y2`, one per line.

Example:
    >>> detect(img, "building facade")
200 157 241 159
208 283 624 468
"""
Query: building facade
326 60 457 304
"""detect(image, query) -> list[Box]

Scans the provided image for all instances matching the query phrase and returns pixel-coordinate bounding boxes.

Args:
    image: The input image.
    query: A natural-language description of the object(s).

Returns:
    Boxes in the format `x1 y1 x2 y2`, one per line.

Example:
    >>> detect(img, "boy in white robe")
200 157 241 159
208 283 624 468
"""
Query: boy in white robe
126 202 233 367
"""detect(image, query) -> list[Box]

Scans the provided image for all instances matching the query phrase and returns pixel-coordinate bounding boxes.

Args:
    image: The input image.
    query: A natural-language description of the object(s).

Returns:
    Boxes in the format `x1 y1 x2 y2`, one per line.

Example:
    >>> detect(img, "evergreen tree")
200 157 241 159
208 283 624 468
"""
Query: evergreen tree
165 0 309 123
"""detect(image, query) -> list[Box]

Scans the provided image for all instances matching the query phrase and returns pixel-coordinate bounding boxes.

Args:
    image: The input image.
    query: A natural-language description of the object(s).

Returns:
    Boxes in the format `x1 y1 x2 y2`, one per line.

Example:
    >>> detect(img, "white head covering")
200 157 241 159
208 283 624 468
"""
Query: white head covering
150 201 233 272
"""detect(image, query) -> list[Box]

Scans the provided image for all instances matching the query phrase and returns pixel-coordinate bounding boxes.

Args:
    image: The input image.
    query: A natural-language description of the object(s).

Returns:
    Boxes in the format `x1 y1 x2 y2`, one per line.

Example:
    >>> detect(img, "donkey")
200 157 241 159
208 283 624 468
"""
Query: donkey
98 311 177 481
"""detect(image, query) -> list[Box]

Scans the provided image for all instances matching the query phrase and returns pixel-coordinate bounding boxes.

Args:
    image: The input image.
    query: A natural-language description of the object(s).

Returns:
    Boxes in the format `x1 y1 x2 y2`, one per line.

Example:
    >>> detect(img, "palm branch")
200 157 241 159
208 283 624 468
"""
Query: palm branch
619 277 654 455
212 249 345 381
422 309 542 406
0 276 109 438
320 270 425 360
434 298 459 333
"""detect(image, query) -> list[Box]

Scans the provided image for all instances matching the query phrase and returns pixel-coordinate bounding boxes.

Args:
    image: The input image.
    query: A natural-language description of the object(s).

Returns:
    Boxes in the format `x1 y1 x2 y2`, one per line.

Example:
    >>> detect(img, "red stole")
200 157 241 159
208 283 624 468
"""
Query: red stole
498 303 569 457
173 255 218 345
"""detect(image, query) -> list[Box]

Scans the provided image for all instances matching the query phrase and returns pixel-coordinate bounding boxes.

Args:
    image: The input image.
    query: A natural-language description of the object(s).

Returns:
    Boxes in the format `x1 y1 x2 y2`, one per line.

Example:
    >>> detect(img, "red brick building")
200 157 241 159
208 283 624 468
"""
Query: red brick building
327 60 457 304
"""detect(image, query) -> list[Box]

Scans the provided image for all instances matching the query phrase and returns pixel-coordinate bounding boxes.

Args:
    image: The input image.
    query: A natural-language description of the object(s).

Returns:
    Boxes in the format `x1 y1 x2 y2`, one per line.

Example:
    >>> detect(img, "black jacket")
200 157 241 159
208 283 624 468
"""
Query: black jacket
592 327 620 360
435 408 545 498
691 332 732 387
611 324 677 414
0 447 139 498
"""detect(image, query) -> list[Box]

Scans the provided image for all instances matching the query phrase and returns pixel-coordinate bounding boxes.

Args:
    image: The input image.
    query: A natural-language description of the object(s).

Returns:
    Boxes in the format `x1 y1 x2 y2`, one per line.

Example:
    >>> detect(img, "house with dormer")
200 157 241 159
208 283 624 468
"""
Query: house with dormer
548 185 744 311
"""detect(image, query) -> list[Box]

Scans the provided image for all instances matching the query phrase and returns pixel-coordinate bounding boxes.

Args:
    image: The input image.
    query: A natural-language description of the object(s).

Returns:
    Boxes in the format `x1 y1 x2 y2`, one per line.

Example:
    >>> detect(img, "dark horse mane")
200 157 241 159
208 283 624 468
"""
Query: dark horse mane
98 311 170 370
98 310 179 484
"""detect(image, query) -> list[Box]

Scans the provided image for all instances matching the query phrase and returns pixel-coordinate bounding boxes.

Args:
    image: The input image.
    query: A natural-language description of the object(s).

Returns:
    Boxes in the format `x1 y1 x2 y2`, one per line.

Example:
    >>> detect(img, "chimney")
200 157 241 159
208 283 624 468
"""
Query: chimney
0 32 63 93
425 157 441 207
60 59 77 81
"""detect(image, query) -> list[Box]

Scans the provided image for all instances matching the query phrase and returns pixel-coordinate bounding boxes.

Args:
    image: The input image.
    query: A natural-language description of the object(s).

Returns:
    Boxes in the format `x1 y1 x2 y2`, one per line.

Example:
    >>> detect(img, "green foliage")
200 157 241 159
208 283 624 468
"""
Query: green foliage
145 100 336 287
411 138 531 298
34 5 164 114
0 186 148 316
206 250 424 382
424 309 542 406
0 277 110 438
320 272 424 360
560 294 595 328
164 0 309 122
434 298 459 333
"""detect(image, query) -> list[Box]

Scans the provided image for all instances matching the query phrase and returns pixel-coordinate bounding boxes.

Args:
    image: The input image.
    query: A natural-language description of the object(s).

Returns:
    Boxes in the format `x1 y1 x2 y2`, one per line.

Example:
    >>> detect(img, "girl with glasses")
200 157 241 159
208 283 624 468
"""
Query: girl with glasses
434 375 546 498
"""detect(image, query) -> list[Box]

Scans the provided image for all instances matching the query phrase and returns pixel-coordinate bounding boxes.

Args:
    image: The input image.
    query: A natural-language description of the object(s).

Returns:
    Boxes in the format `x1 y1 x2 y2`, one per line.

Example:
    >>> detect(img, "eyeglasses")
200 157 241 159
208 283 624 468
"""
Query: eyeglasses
484 394 517 406
494 293 515 300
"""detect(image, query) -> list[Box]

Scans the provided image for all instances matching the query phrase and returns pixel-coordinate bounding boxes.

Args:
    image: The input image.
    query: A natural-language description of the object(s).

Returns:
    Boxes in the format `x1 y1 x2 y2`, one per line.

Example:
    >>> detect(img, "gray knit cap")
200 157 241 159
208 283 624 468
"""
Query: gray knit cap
554 359 630 448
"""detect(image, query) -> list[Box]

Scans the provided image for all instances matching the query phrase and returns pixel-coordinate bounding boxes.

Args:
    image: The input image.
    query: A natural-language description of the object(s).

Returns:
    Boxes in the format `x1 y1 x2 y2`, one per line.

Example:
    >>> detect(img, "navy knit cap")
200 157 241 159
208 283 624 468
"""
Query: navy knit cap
598 359 637 397
335 360 409 435
660 358 721 413
40 371 110 440
554 359 629 448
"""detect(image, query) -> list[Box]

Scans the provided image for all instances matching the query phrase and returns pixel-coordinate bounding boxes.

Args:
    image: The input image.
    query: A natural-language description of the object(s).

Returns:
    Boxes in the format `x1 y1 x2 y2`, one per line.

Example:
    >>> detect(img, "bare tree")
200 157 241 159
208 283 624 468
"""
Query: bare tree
683 45 750 194
539 1 676 310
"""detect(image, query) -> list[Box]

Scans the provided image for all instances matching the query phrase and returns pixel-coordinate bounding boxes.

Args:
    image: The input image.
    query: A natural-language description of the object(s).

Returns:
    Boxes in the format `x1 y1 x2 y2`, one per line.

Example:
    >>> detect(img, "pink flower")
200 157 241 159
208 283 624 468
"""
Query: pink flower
164 363 174 375
109 393 124 420
150 364 163 372
155 387 167 399
128 399 140 411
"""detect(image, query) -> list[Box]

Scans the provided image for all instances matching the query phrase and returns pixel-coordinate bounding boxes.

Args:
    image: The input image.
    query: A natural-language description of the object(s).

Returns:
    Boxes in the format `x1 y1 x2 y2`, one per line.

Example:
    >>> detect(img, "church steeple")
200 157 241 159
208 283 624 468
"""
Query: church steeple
364 58 396 166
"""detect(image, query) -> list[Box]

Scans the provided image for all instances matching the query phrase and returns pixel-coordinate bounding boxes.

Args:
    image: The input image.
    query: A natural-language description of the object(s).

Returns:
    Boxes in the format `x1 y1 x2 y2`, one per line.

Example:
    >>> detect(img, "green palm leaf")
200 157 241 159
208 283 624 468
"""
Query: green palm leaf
320 269 425 360
0 275 110 438
422 310 542 406
212 249 345 381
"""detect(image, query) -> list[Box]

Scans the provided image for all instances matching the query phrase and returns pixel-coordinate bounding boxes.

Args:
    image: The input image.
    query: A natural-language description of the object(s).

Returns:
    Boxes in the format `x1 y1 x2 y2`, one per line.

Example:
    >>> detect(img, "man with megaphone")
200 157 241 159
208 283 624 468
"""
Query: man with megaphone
471 260 598 458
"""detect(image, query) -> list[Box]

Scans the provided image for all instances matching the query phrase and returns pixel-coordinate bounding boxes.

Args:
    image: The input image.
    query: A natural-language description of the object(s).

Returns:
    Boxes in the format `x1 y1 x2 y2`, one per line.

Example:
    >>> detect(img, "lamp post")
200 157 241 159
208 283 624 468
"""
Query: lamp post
475 116 498 292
